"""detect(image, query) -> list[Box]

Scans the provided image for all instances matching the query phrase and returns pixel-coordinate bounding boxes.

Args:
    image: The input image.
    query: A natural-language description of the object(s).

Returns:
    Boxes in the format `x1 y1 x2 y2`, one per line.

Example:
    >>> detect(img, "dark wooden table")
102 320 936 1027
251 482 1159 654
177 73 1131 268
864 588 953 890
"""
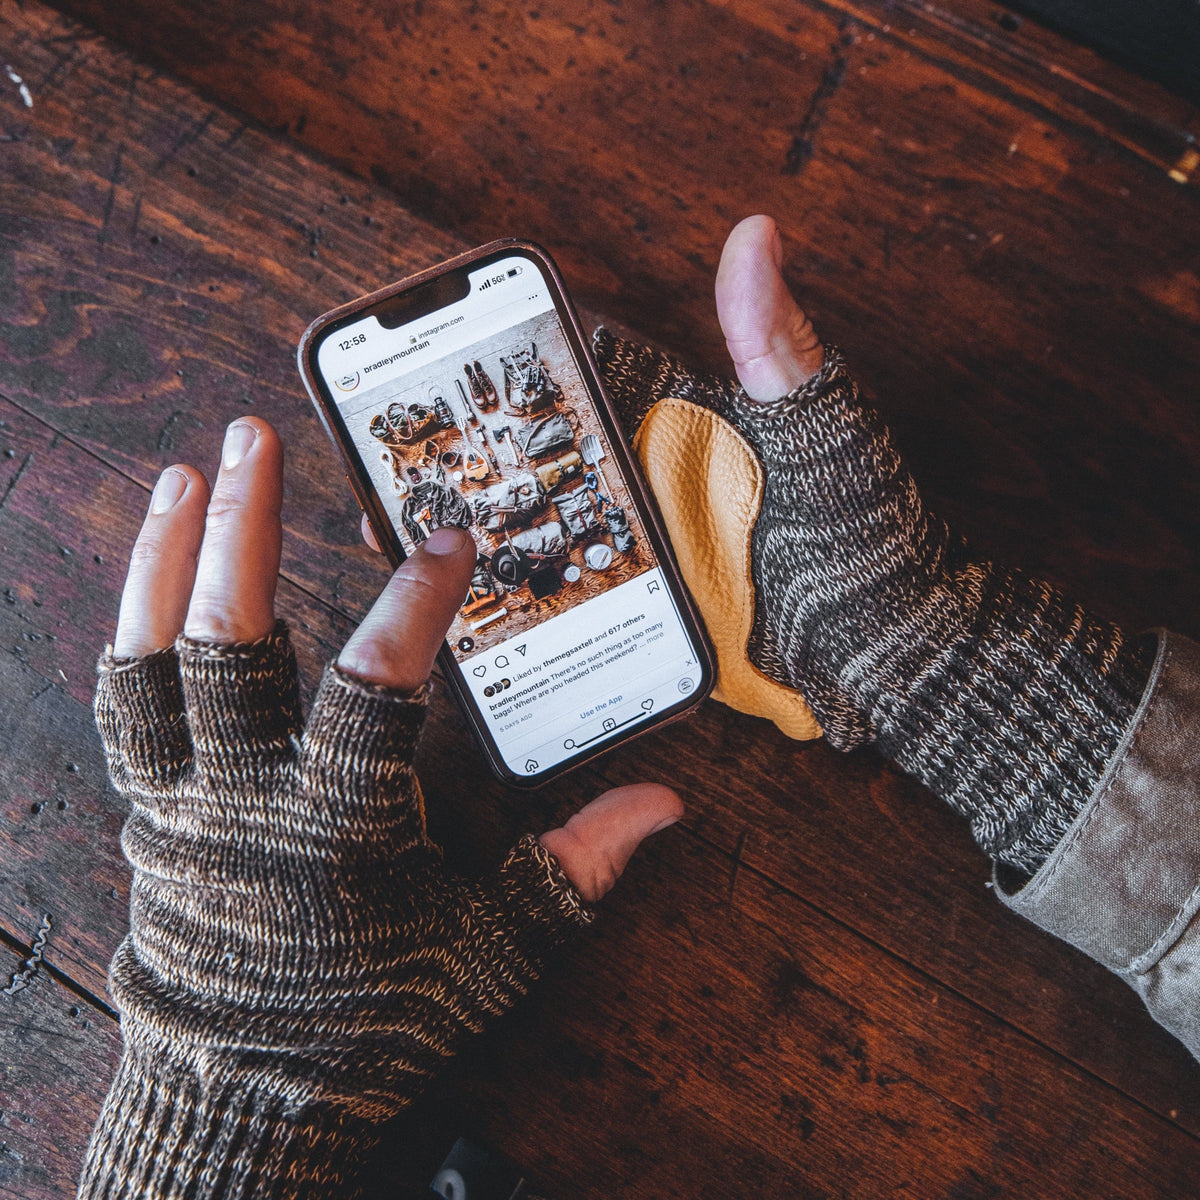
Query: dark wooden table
2 1 1199 1195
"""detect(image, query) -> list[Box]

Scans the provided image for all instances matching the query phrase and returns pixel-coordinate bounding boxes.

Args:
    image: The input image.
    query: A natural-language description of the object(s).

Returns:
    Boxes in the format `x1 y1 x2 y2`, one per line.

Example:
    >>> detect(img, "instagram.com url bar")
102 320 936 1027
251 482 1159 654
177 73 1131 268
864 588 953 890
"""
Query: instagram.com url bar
417 313 466 340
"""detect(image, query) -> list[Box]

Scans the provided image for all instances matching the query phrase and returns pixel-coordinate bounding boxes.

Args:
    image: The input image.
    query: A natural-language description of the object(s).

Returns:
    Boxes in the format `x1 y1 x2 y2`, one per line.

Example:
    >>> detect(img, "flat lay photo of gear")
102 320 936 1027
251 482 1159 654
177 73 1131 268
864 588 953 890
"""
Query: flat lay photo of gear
346 308 653 658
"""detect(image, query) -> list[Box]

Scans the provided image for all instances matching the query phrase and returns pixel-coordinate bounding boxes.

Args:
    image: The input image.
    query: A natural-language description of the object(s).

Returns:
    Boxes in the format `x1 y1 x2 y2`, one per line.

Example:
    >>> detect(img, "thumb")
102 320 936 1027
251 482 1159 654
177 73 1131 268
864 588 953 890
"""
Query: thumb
541 784 684 903
715 214 825 402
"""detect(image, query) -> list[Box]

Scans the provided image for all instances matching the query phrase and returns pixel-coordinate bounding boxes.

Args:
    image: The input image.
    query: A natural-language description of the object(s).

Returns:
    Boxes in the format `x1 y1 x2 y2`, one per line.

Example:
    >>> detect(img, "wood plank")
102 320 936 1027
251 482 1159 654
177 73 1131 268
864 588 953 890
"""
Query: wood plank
30 0 1200 378
738 0 1200 167
388 832 1200 1198
0 10 464 627
0 943 120 1200
7 0 1199 643
991 0 1200 106
588 705 1200 1125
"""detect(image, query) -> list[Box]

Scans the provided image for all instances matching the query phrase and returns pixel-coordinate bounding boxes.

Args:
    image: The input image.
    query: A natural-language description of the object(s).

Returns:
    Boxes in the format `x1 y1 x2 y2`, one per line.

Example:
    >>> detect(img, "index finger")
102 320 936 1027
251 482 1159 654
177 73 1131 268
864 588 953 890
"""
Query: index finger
337 525 477 691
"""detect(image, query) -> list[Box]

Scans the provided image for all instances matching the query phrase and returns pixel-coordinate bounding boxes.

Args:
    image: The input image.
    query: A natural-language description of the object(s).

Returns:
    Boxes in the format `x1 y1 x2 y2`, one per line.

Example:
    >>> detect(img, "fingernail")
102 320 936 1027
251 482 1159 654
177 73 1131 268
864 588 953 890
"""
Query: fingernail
222 422 258 471
150 468 188 514
650 812 682 835
423 526 472 555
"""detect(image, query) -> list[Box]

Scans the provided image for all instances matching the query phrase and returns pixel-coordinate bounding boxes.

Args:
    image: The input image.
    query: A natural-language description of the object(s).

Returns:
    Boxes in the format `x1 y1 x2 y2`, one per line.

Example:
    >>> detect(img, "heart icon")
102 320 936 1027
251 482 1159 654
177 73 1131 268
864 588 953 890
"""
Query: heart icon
473 665 487 677
641 698 654 711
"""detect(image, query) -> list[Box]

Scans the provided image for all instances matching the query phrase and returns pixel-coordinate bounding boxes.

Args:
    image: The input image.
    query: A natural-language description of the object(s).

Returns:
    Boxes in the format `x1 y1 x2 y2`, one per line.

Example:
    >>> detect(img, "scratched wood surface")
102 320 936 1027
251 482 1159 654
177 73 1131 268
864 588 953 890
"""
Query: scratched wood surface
35 0 1200 636
0 944 120 1200
2 0 1200 1196
8 0 1196 672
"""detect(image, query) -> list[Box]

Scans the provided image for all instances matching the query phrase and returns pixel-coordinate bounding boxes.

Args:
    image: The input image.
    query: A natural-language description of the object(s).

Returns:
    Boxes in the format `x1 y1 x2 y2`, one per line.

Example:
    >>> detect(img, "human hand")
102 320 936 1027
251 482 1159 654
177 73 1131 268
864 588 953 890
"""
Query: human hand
594 213 933 748
595 217 1149 874
83 417 681 1199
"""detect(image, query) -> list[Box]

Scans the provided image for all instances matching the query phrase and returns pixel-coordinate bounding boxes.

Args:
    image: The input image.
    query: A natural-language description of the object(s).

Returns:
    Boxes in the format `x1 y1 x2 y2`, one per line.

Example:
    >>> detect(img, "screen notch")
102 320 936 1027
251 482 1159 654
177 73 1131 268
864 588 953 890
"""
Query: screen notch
373 270 472 330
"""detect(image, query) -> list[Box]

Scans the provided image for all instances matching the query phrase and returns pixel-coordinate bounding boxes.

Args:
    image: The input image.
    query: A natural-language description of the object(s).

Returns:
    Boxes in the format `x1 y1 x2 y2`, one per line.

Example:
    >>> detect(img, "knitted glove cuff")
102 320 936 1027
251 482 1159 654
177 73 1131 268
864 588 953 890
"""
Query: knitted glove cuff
96 642 191 790
175 621 304 767
296 661 429 836
875 581 1157 867
593 325 738 433
722 346 851 428
78 1050 371 1200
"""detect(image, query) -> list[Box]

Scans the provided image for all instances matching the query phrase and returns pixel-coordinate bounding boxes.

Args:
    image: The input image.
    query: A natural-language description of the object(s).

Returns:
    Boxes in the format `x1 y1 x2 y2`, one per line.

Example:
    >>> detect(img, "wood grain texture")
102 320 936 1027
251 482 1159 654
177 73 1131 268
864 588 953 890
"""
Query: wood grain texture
3 0 1200 1195
384 831 1200 1199
0 945 120 1200
25 0 1200 638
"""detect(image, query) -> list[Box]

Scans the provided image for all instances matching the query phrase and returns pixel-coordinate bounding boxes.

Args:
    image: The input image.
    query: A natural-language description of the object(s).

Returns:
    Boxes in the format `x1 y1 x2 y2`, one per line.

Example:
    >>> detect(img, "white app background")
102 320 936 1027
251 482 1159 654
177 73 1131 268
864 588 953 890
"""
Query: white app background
464 570 700 774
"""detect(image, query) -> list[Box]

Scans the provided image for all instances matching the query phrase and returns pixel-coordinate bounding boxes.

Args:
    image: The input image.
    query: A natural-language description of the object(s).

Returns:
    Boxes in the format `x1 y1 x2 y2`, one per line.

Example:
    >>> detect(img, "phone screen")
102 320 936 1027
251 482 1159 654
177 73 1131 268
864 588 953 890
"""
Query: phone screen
308 247 709 779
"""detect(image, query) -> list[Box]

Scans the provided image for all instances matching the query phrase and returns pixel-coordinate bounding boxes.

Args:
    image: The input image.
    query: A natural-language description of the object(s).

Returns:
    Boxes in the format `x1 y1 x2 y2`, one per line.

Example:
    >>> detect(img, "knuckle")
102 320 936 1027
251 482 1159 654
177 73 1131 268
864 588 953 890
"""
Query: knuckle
388 569 444 607
181 601 243 644
203 482 282 532
591 849 620 902
201 489 251 530
377 569 457 633
126 533 168 574
337 642 393 681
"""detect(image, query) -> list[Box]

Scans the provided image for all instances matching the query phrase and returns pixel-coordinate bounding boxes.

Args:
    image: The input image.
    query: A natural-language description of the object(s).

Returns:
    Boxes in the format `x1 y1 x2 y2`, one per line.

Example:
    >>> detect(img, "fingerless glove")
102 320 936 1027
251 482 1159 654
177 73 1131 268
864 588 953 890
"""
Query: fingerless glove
80 623 591 1200
594 329 1154 871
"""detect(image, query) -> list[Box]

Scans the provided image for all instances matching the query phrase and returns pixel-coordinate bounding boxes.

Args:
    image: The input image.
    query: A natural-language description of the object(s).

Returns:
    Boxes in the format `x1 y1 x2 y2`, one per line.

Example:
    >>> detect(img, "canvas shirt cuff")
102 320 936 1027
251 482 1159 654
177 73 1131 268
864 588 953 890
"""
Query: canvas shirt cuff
995 629 1200 1057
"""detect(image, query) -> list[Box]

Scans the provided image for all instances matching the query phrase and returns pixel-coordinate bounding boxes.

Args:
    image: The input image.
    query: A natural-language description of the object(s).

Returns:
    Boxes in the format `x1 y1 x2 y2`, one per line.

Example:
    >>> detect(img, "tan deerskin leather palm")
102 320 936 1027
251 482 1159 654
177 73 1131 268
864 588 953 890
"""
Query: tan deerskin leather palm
633 397 821 741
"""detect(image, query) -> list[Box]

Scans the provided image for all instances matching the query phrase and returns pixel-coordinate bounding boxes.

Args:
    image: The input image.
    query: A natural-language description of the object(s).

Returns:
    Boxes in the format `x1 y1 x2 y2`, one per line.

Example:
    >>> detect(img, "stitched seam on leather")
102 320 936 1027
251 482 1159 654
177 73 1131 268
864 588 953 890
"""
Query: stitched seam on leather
641 396 758 640
695 398 761 646
672 400 780 700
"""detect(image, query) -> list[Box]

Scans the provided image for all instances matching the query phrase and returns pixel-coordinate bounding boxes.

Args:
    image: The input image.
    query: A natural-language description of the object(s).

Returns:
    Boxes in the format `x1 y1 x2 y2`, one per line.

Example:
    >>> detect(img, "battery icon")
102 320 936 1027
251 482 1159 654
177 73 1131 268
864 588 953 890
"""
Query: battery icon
507 266 522 277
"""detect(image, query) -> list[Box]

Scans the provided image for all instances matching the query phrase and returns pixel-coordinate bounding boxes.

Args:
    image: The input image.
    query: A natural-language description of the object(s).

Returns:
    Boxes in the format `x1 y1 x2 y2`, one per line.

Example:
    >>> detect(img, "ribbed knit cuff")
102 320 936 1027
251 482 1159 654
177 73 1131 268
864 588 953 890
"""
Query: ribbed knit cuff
96 643 191 790
175 622 304 787
78 1050 374 1200
721 347 850 431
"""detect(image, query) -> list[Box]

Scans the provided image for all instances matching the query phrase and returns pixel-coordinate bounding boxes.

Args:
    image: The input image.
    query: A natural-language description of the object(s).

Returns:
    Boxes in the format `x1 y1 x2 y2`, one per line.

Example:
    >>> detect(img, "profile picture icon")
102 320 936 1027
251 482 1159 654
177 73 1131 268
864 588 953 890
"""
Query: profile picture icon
335 371 361 392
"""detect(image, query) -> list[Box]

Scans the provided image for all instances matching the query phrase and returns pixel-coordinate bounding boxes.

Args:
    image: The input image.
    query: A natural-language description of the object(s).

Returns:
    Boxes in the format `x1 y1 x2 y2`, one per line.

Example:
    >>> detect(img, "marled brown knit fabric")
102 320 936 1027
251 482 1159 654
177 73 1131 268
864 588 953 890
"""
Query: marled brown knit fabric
593 329 1154 872
81 622 592 1200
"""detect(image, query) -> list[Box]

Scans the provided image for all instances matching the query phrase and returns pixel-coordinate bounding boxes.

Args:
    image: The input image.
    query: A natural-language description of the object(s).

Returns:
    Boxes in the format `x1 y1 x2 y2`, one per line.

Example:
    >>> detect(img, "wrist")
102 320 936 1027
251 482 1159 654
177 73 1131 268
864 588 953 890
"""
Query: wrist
79 1048 376 1200
870 570 1157 870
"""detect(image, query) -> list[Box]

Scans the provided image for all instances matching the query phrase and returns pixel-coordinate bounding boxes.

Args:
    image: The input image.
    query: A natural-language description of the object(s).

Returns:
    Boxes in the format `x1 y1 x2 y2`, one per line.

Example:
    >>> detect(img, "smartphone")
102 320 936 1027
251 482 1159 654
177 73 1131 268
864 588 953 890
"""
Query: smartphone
298 239 714 785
